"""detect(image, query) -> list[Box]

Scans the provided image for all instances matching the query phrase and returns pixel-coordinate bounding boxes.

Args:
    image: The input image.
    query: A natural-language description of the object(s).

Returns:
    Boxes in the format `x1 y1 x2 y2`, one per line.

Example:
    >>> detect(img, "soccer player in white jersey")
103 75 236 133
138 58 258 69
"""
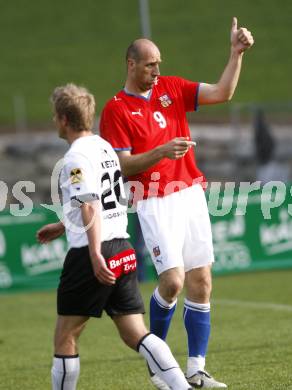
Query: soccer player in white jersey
100 18 254 389
36 83 193 390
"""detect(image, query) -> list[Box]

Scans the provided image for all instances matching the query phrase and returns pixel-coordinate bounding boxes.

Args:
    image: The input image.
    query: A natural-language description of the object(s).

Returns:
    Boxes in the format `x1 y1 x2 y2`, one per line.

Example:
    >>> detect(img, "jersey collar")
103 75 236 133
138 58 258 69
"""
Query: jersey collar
123 87 152 101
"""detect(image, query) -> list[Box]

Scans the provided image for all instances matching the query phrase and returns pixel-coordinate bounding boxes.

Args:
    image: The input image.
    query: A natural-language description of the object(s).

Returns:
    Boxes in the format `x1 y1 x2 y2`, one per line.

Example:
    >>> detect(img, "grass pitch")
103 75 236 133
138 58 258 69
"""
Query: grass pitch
1 270 292 389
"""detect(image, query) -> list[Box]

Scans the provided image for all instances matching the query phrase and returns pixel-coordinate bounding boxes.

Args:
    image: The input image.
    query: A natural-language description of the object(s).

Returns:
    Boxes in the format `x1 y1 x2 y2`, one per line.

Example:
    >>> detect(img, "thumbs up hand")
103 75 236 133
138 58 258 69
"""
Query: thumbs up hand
231 17 254 54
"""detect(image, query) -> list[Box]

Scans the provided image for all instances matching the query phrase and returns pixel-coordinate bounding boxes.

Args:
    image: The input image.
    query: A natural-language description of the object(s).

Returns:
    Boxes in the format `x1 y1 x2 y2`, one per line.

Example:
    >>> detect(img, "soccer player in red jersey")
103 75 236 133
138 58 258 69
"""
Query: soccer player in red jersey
100 18 254 389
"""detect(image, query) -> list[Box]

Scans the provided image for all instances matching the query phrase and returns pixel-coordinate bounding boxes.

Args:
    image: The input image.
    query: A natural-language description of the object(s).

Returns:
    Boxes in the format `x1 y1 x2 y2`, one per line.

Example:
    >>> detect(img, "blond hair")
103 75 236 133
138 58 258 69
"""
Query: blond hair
51 83 96 132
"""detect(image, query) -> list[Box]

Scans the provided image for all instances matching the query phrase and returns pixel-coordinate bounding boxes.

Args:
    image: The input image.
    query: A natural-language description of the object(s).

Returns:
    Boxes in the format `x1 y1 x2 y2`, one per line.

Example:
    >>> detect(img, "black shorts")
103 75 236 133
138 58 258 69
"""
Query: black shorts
57 239 145 318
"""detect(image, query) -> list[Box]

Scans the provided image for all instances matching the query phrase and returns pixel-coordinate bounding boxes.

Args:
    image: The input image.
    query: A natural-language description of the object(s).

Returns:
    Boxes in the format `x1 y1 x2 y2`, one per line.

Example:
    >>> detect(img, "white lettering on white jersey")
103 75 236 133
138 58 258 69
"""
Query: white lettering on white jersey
60 135 129 248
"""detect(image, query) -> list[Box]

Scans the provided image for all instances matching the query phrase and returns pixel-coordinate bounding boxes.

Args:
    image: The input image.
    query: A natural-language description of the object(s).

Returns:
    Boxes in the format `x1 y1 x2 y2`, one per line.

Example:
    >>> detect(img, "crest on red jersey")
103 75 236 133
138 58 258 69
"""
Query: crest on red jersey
158 94 172 108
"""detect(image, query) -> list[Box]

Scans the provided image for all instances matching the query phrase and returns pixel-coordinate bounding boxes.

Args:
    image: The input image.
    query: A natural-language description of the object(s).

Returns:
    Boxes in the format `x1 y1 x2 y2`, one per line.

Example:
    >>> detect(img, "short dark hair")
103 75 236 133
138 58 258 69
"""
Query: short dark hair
126 41 141 62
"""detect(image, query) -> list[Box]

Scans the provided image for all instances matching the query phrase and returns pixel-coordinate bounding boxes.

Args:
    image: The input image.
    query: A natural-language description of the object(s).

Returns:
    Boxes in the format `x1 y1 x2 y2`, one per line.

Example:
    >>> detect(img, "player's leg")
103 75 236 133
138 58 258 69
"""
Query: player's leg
137 194 186 388
52 246 94 390
183 185 226 388
107 246 187 390
137 194 185 341
51 315 89 390
151 267 184 339
113 314 191 390
184 265 212 375
184 269 226 387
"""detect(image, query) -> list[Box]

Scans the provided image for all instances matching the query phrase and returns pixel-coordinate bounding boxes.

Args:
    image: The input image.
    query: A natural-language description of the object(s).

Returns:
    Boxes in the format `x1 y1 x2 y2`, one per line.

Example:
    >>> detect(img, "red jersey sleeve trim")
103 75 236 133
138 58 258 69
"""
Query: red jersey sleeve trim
195 83 200 111
114 147 132 151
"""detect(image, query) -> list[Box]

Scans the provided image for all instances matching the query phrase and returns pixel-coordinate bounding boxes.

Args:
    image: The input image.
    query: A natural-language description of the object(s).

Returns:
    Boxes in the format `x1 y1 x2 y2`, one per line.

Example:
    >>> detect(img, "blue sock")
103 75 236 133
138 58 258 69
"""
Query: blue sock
183 299 210 358
150 287 177 340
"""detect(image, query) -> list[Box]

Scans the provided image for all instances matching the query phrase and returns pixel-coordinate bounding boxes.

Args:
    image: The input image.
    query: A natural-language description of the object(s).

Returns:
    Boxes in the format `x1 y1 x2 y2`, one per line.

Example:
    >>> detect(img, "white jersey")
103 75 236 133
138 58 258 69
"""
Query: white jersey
60 135 129 248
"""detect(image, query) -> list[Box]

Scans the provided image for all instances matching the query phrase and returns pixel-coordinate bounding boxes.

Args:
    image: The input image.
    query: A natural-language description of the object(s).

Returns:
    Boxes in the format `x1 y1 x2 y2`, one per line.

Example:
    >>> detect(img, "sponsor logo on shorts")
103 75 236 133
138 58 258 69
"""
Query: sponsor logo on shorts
107 249 137 278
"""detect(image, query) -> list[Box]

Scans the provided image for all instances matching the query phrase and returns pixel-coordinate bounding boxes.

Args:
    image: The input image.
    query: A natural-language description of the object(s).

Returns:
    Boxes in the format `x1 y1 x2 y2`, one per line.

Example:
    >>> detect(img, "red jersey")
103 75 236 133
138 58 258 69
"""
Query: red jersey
100 76 205 199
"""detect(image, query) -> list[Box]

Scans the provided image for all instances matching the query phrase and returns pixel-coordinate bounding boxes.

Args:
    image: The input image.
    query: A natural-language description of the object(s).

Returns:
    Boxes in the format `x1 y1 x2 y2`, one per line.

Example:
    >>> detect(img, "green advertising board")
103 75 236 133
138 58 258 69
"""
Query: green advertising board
210 188 292 274
0 185 291 293
0 209 67 292
0 208 139 293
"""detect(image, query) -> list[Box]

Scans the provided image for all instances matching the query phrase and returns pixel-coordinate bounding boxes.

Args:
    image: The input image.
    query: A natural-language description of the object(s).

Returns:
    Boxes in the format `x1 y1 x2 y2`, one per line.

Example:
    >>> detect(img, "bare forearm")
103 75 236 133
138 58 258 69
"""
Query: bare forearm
55 221 65 235
119 146 164 176
81 202 102 258
81 201 116 285
198 49 243 105
198 17 253 106
118 138 193 176
36 221 65 243
216 49 243 101
216 17 253 102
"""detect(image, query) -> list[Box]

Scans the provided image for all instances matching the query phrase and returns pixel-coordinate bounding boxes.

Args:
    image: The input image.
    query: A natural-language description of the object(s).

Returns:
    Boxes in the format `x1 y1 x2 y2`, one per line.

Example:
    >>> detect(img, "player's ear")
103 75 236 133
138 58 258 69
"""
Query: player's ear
127 58 136 71
60 114 68 127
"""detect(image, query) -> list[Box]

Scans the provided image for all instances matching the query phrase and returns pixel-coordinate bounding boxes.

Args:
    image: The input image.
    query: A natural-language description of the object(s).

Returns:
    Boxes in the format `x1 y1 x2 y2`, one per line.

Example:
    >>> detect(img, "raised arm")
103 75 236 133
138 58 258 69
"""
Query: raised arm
198 17 254 105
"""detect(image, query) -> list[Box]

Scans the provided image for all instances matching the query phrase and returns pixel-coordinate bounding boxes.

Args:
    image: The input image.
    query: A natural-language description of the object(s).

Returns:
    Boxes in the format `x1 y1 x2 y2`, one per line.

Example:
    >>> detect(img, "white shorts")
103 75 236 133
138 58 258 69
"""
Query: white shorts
136 184 214 275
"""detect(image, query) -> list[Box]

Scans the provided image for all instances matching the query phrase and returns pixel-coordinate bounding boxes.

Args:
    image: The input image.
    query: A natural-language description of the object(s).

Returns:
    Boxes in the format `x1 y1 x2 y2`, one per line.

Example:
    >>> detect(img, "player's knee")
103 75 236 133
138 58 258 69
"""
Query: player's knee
54 331 77 353
124 335 139 350
196 276 212 300
159 268 185 301
203 275 212 294
120 329 147 350
162 277 184 301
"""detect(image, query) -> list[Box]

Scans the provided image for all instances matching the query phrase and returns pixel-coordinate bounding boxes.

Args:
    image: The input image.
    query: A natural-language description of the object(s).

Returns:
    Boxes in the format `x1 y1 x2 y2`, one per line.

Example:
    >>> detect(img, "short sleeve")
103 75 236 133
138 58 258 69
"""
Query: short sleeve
171 76 200 112
99 102 132 151
62 153 99 207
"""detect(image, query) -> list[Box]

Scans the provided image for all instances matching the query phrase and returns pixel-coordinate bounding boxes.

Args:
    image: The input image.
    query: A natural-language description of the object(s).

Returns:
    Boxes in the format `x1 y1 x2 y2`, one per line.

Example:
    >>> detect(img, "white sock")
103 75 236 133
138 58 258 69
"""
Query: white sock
51 355 80 390
138 333 190 390
187 356 206 377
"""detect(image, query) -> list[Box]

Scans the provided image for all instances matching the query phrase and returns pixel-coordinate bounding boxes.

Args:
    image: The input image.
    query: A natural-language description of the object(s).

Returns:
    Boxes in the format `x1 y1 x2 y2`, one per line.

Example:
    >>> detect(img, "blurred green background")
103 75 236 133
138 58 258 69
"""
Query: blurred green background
0 0 291 125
